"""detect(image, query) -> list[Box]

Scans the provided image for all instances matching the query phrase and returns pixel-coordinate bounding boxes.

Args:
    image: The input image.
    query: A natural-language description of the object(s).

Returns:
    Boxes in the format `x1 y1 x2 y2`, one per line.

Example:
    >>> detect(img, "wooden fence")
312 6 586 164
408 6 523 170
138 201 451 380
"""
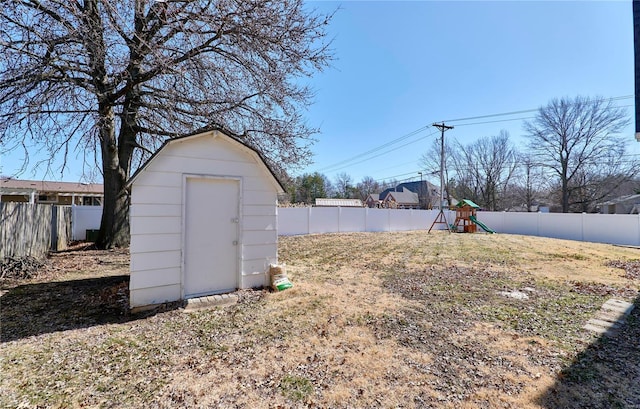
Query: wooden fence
0 203 72 259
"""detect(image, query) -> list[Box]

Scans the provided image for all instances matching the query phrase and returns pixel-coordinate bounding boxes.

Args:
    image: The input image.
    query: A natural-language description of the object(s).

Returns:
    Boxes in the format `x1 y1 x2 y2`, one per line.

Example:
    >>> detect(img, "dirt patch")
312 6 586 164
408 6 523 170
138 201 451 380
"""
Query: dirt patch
1 232 639 408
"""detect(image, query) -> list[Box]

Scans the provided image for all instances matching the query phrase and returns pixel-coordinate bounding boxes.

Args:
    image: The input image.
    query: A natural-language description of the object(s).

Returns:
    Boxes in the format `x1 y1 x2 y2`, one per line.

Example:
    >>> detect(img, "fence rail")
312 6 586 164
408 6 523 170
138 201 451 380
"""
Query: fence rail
0 203 72 259
278 207 640 246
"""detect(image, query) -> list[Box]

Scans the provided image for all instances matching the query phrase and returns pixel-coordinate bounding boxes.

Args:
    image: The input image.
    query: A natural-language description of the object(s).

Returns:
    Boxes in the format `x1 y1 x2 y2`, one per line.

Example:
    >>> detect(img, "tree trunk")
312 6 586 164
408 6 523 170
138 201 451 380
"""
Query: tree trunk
96 104 130 248
525 164 533 212
98 167 130 248
560 158 569 213
561 179 569 213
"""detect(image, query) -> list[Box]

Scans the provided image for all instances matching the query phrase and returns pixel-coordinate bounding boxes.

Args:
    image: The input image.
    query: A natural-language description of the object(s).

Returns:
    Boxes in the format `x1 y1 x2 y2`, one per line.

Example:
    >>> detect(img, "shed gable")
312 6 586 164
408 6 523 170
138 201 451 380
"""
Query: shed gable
130 130 284 193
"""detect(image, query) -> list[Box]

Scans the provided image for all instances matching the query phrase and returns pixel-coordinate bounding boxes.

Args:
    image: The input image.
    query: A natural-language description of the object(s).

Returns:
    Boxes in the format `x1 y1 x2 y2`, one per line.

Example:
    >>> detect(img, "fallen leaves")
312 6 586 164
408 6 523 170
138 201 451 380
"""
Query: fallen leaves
569 280 639 298
606 259 640 280
1 232 639 409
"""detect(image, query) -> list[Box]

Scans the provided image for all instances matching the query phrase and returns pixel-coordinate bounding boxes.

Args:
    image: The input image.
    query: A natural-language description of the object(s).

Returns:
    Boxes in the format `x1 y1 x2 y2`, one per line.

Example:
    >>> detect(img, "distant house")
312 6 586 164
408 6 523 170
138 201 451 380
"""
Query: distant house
365 193 381 208
375 181 440 209
597 194 640 214
396 181 440 207
383 187 419 209
315 198 363 207
0 178 103 205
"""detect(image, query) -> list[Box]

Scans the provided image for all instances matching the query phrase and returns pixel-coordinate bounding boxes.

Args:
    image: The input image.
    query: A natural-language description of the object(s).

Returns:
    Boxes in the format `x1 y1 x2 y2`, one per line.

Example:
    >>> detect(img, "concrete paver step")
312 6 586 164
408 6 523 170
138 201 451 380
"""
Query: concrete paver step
584 298 635 336
183 293 239 312
602 299 634 315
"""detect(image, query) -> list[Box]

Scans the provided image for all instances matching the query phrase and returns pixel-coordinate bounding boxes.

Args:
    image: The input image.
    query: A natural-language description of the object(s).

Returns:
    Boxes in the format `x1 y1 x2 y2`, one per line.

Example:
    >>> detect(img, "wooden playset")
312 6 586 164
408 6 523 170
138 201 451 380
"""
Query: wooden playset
453 199 495 233
454 199 478 233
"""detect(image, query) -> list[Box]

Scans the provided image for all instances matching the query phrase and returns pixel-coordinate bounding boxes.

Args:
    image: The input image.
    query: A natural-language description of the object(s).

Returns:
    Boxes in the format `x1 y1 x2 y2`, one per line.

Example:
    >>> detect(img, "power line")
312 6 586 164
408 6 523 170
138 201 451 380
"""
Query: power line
316 125 430 172
344 127 637 181
443 109 539 123
443 95 633 123
453 116 535 127
315 94 635 174
320 129 438 173
366 153 640 183
453 103 635 128
370 169 427 184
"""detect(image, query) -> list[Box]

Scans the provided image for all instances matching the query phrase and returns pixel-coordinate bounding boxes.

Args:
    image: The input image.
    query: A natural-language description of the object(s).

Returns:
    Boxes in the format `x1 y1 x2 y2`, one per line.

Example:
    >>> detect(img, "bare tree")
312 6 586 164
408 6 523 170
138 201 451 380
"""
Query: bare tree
355 176 380 201
448 131 518 210
511 154 547 212
524 96 635 212
334 172 354 199
568 163 640 213
0 0 332 247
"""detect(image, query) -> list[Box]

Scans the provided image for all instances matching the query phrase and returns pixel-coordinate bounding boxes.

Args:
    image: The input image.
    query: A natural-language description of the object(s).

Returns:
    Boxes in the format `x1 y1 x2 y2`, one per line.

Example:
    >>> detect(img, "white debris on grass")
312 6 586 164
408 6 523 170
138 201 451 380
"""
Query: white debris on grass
498 290 529 300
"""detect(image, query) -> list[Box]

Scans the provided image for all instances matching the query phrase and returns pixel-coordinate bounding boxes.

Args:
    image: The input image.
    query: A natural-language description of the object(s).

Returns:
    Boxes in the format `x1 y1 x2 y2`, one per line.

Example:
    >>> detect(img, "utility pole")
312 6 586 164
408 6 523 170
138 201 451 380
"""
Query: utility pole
418 171 423 209
635 1 640 141
428 122 454 233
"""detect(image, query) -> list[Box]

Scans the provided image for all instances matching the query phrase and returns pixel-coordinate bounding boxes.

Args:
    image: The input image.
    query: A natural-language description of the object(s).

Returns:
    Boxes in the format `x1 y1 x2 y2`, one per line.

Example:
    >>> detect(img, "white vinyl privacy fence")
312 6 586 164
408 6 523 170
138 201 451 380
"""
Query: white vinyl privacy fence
478 211 640 246
71 205 103 240
65 206 640 246
278 207 640 246
278 207 442 235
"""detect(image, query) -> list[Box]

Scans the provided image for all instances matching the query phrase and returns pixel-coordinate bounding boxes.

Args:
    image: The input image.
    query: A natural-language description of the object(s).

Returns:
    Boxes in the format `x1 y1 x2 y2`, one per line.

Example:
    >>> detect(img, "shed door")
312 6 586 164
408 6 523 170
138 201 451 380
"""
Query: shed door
184 177 239 298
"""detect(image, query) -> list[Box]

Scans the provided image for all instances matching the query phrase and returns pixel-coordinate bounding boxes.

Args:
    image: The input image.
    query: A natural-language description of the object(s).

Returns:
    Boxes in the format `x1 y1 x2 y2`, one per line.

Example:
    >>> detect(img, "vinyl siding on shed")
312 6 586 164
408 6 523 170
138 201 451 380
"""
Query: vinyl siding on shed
129 131 280 308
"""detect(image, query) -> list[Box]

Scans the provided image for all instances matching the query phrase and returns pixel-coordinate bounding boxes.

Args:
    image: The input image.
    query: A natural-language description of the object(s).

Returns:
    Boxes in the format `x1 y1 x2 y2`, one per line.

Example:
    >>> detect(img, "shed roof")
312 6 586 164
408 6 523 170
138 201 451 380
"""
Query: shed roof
127 127 286 192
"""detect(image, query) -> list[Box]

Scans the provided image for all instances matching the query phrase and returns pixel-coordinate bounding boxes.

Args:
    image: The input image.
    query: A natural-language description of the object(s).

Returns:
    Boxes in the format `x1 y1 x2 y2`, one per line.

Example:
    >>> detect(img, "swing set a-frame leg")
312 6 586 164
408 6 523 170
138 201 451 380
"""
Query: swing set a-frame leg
428 209 453 233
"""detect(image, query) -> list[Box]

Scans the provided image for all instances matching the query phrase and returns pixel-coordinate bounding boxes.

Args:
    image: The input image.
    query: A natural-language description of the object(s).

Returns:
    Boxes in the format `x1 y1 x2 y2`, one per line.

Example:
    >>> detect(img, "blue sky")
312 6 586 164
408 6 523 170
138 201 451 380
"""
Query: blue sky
302 0 639 187
1 0 638 184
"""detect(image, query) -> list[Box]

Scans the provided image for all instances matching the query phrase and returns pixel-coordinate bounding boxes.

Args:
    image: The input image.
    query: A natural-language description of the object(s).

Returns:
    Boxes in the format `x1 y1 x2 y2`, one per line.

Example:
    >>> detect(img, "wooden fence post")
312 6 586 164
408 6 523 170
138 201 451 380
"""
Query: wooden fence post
50 205 58 252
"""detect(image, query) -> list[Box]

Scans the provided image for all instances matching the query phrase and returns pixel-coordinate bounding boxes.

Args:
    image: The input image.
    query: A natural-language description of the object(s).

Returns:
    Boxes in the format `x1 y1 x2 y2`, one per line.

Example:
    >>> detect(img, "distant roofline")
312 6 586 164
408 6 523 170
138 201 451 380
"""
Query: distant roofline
315 198 363 207
0 178 103 194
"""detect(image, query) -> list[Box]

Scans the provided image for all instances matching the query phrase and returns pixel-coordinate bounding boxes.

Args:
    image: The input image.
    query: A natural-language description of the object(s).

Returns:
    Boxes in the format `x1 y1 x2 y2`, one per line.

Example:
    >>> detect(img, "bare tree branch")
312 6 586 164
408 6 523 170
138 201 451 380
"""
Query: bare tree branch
1 0 334 247
524 96 632 212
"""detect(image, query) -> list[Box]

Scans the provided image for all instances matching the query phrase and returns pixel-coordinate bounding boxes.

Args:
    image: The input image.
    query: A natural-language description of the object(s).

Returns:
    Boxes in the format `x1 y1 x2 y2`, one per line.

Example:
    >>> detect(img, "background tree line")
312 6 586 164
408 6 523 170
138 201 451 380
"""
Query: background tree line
284 172 397 205
421 96 639 212
287 96 639 212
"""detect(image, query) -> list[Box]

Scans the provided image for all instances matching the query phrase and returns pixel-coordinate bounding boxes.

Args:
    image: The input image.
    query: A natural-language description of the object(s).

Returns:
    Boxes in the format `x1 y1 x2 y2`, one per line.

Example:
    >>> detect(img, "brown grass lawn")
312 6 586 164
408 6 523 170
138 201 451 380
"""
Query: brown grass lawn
1 232 639 408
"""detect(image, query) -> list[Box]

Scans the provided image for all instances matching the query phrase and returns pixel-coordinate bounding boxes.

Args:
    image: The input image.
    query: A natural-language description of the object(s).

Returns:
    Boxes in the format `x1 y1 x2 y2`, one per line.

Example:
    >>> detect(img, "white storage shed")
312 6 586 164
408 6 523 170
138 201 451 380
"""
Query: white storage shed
127 129 285 309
